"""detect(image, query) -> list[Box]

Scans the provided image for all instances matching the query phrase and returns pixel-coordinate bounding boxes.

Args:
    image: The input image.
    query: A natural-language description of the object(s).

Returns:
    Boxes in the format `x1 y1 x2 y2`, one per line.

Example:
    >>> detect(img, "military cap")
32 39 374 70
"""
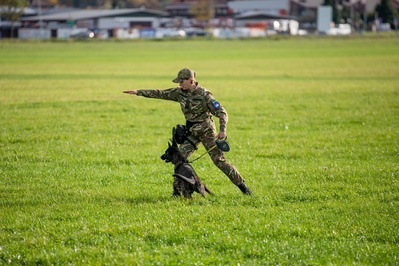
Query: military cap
172 68 196 83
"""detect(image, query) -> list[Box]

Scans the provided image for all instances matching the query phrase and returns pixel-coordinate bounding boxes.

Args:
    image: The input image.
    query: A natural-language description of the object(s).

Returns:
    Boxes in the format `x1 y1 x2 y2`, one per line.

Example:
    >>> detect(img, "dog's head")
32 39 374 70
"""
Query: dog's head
160 139 181 164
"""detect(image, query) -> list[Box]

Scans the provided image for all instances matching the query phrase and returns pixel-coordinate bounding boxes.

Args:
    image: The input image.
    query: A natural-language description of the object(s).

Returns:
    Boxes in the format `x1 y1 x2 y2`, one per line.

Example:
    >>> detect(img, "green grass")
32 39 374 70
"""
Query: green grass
1 36 399 265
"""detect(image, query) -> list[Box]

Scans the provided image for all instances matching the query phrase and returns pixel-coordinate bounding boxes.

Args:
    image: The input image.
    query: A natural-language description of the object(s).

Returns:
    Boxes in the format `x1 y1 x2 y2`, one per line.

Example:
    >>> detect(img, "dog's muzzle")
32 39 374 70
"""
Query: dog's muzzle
160 153 170 163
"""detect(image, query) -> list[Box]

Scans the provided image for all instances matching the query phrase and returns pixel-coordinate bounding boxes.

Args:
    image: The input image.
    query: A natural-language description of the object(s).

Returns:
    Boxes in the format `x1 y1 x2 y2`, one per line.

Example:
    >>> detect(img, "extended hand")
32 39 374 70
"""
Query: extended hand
123 90 138 94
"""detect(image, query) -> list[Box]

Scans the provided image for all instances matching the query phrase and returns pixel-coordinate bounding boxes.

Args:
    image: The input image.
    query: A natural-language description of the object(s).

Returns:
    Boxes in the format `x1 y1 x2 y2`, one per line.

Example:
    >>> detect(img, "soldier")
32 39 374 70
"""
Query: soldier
123 68 253 196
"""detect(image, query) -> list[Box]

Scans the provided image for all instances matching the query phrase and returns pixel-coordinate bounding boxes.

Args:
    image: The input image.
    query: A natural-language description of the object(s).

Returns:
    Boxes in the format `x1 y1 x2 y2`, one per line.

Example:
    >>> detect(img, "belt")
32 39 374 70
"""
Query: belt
186 120 201 129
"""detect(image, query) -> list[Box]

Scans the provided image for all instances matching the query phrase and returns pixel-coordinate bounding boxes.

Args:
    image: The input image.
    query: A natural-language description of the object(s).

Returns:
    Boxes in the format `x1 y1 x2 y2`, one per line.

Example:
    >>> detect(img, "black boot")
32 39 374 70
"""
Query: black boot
238 183 253 196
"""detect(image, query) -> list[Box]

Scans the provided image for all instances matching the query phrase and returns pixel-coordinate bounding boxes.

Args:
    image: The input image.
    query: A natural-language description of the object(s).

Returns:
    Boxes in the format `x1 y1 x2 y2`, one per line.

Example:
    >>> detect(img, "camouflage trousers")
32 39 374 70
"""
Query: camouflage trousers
177 118 245 186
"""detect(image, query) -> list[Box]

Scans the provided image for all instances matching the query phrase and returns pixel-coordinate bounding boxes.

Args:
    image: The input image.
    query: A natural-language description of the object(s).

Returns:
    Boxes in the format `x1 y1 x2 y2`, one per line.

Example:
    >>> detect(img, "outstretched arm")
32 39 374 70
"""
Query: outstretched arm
123 88 179 101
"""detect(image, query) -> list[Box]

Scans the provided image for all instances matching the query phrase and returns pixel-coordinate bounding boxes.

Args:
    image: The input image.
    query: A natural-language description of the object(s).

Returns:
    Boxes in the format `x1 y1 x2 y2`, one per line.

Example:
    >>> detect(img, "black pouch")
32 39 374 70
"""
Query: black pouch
173 124 187 144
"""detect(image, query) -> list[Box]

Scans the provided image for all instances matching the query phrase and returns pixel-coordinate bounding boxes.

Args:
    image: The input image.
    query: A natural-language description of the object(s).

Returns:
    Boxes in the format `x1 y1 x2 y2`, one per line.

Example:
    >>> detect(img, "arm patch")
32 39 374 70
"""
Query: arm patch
212 99 221 109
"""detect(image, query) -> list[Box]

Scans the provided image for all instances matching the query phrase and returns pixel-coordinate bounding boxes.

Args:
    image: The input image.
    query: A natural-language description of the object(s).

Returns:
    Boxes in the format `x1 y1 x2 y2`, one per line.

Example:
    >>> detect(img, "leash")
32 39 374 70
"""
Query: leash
188 137 230 163
188 145 218 163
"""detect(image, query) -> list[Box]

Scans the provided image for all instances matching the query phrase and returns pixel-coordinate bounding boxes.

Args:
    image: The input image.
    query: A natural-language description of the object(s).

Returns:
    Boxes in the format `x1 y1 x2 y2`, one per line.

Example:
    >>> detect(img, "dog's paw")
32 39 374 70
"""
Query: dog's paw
172 191 181 197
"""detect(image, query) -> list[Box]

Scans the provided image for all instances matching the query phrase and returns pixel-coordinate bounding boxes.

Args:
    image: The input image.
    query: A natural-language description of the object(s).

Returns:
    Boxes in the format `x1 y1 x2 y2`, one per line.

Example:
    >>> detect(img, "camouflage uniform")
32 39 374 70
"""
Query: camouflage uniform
135 68 252 195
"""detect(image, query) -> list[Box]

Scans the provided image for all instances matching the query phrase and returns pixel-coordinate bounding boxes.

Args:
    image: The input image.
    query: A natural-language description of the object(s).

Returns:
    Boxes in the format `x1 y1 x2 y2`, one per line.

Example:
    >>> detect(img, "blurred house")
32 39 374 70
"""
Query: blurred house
228 0 290 15
20 8 168 38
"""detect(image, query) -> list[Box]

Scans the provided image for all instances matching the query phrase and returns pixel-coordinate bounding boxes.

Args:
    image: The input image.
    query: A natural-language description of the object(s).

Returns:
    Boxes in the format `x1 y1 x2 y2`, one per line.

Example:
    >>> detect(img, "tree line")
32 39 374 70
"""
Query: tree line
323 0 397 27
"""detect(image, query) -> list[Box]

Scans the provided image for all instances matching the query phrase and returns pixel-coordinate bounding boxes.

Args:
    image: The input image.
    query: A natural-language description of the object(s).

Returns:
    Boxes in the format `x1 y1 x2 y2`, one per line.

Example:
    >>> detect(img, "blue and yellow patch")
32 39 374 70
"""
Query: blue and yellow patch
212 100 221 109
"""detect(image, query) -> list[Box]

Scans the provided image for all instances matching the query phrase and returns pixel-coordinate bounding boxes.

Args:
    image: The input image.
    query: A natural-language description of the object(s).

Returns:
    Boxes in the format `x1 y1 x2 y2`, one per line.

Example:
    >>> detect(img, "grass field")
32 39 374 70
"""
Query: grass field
1 36 399 265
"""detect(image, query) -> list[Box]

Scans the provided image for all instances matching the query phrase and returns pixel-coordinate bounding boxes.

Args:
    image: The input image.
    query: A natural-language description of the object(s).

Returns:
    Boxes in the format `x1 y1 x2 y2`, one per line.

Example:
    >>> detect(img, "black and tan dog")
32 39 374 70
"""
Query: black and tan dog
161 139 212 198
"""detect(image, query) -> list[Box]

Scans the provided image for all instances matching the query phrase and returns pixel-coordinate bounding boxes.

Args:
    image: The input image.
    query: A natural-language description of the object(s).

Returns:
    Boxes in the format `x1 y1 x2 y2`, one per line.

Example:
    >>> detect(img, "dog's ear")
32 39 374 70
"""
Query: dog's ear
168 142 172 148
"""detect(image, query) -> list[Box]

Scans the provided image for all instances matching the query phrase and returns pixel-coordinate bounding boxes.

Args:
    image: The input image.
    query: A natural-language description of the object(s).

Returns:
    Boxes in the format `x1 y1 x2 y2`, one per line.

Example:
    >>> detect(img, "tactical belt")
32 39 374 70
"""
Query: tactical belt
186 120 201 130
186 116 212 130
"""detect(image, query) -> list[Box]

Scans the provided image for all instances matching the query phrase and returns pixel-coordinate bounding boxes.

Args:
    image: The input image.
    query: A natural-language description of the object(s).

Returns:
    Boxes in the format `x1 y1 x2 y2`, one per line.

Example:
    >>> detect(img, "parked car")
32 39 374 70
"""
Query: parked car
327 24 351 35
184 28 209 37
156 28 186 38
92 29 109 39
377 23 391 32
70 30 94 39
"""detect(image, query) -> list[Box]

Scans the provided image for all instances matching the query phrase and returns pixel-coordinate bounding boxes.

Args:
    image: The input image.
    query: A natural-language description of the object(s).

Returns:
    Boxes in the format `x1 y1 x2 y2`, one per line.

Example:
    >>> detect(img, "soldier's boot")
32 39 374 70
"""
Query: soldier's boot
238 183 253 196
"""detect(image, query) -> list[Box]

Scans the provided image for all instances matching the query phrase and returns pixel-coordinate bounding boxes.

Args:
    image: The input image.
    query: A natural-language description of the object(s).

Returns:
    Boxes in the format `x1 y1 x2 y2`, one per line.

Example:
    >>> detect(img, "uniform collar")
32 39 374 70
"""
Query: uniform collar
181 83 200 94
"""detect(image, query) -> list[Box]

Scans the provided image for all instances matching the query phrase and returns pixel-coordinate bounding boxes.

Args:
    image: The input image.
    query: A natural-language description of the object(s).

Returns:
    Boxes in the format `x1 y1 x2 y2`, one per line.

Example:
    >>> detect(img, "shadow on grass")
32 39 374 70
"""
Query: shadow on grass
115 193 230 206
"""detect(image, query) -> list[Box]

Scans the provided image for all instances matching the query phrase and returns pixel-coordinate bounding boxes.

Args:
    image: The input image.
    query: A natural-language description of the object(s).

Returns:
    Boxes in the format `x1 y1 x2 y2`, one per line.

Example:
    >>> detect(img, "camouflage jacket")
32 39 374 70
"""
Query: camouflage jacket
137 84 228 132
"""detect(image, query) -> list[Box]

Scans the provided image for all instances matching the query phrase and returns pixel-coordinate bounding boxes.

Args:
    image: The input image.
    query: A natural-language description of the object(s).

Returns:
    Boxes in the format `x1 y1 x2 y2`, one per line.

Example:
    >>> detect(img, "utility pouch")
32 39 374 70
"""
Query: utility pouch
172 124 198 149
173 124 187 144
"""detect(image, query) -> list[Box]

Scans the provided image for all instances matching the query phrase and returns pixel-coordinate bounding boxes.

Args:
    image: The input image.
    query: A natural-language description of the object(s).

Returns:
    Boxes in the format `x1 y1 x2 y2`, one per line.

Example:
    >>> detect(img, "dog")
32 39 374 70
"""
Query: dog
161 139 212 198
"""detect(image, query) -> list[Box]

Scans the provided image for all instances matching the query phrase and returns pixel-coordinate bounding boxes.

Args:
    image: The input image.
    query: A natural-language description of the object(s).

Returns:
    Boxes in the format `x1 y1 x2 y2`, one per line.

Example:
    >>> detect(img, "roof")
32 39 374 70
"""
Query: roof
0 6 37 15
165 3 192 10
235 10 296 20
228 0 289 13
290 0 324 8
21 8 168 22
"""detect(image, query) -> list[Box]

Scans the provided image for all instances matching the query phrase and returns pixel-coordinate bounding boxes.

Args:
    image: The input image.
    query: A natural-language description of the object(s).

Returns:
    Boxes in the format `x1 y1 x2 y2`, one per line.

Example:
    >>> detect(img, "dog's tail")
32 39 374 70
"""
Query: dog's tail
204 185 212 195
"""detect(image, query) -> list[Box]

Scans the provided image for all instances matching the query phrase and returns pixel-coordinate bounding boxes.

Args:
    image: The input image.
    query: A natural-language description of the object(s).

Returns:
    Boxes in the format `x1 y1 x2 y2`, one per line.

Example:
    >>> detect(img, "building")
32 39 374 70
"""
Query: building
20 8 169 38
165 0 233 18
228 0 290 15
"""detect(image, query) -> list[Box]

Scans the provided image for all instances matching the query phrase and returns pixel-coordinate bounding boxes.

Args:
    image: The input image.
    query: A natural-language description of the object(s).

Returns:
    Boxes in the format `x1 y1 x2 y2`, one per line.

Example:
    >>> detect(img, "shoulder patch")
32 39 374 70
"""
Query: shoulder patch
212 99 221 109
